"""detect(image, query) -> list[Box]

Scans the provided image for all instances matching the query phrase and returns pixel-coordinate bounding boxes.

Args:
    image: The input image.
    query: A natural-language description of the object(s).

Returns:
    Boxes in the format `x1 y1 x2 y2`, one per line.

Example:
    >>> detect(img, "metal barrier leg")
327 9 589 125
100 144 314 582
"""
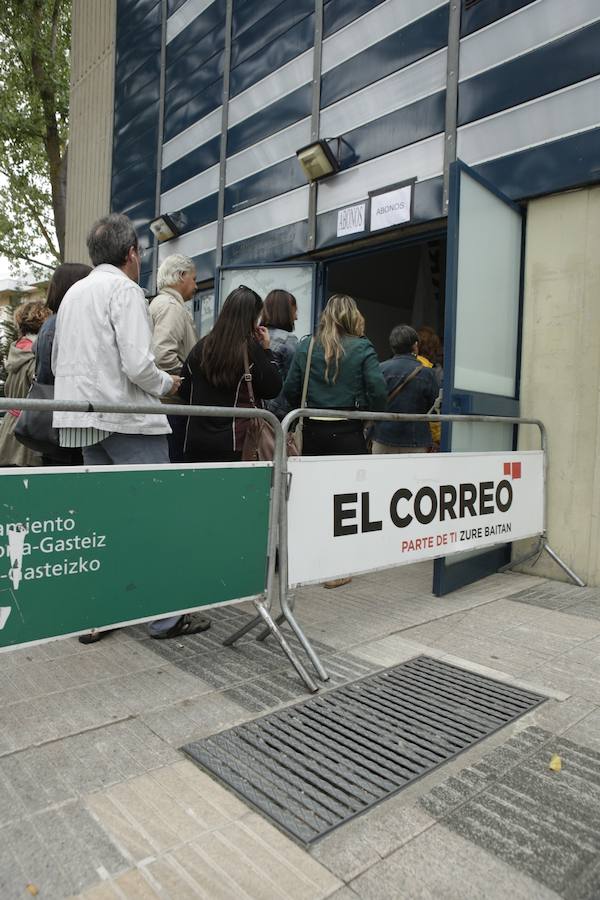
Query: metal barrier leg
222 611 263 646
254 599 318 692
255 612 285 642
499 538 544 573
543 543 586 587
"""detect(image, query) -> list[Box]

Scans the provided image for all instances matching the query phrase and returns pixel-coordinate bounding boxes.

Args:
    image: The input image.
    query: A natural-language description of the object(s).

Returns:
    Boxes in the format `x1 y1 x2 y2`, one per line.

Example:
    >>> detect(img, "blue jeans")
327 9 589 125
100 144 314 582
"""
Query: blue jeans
83 433 181 636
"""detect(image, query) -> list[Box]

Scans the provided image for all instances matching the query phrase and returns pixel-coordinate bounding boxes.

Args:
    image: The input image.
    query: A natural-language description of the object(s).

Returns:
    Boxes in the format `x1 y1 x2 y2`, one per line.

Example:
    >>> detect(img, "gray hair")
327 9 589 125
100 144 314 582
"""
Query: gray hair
390 324 419 355
86 214 138 267
157 254 196 292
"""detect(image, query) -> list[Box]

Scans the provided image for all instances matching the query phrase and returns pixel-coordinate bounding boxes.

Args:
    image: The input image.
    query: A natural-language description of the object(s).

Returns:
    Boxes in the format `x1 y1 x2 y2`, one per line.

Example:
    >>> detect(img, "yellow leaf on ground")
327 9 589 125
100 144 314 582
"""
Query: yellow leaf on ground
549 754 562 773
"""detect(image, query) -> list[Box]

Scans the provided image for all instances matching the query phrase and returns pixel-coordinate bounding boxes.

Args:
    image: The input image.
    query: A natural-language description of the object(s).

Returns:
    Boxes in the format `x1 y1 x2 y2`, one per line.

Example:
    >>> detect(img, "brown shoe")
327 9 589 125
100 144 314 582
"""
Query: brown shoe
323 577 352 589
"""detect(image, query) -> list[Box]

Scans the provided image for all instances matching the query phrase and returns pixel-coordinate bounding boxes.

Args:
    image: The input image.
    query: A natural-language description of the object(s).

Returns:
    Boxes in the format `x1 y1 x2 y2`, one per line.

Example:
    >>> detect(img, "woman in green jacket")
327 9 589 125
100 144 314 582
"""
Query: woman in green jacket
284 294 387 456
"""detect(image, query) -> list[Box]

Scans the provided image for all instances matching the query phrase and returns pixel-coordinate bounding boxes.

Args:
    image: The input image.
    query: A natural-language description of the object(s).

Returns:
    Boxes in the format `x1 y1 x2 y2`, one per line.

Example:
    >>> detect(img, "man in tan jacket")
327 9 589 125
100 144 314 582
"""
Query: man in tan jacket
151 253 199 461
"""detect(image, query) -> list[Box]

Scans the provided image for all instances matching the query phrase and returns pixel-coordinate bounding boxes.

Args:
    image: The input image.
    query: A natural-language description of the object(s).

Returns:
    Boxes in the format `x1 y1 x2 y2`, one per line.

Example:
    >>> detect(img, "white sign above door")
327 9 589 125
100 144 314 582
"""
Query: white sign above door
370 184 412 231
336 202 366 238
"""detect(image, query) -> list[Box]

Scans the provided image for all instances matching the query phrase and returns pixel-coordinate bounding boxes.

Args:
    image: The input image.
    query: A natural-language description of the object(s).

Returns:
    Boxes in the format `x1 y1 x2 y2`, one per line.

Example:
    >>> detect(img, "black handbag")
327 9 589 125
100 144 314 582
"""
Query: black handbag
14 380 63 457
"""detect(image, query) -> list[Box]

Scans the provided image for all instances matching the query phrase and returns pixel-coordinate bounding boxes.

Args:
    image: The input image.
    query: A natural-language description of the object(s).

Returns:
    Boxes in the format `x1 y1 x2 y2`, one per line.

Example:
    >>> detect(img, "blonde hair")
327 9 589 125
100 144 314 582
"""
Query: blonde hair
318 294 365 383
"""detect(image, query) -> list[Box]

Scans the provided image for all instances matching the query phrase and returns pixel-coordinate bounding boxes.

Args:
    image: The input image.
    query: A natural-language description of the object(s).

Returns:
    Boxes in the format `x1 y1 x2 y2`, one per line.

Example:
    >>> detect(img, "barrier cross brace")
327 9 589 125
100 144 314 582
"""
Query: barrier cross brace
225 408 584 685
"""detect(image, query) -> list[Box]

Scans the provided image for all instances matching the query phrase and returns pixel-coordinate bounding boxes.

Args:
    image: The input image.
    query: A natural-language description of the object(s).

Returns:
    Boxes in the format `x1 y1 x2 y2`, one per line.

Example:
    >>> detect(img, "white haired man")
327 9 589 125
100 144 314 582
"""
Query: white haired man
151 253 199 461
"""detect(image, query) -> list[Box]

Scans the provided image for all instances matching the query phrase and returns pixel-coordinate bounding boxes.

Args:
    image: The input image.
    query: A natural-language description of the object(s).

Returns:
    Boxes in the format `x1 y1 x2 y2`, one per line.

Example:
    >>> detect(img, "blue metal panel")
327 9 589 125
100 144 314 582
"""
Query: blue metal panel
167 2 225 62
226 82 311 155
164 79 223 141
191 249 217 283
460 0 537 37
117 0 161 45
118 0 160 29
229 13 314 97
113 100 160 143
167 0 188 14
112 123 158 171
160 135 221 193
321 5 449 108
175 193 219 231
340 91 445 170
224 157 306 215
112 168 158 213
112 156 158 199
116 18 162 67
459 20 600 126
474 126 600 202
232 0 287 39
323 0 387 38
222 220 308 266
165 49 225 111
315 176 444 250
118 54 162 103
230 0 313 68
166 23 225 90
114 83 161 131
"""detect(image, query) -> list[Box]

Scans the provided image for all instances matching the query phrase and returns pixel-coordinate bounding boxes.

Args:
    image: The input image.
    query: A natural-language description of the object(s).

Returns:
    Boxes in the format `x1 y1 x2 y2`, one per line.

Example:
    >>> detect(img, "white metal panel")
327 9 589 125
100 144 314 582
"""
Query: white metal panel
322 0 447 74
160 163 220 213
161 106 222 169
157 220 218 262
223 186 309 246
228 49 313 128
460 0 600 81
167 0 215 44
317 133 444 214
226 118 311 186
321 48 446 137
457 76 600 165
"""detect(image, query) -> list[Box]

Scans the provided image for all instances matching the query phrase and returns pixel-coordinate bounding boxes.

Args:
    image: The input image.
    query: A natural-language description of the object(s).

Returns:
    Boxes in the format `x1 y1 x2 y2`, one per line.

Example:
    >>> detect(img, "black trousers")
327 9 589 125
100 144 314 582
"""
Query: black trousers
302 419 367 456
167 413 188 463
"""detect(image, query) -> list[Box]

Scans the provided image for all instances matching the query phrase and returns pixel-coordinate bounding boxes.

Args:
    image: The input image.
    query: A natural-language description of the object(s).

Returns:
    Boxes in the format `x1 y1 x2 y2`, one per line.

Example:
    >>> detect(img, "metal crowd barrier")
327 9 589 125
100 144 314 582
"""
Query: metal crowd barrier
0 399 585 693
225 408 584 688
0 397 318 691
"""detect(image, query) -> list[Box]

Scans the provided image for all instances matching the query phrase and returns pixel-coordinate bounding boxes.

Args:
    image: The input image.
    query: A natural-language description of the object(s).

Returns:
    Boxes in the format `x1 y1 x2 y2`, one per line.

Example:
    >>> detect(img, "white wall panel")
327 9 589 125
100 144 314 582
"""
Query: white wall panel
460 0 600 81
160 164 220 213
223 186 309 246
162 106 222 169
317 133 444 214
226 118 311 186
322 0 446 73
167 0 215 44
321 49 446 136
458 76 600 165
157 220 218 261
228 49 313 128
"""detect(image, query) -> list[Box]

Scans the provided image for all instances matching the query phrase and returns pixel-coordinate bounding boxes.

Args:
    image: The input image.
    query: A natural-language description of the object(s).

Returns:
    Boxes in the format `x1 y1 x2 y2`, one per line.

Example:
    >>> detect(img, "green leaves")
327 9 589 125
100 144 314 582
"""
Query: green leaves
0 0 70 273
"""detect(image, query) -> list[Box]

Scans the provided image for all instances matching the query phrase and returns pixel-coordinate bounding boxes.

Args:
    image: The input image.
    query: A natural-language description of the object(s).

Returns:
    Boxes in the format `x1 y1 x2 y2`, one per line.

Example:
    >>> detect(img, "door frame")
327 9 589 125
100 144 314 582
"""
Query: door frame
433 159 527 596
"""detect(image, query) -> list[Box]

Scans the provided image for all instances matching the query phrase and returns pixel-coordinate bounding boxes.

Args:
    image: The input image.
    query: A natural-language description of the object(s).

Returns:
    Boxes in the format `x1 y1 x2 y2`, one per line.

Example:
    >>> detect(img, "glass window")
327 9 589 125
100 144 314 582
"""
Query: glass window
219 265 315 339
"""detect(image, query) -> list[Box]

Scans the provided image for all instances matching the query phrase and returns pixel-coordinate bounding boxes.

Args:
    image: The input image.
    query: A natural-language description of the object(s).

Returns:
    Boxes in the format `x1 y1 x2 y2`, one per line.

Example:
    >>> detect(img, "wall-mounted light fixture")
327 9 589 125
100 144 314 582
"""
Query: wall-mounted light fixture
149 212 186 242
296 139 341 183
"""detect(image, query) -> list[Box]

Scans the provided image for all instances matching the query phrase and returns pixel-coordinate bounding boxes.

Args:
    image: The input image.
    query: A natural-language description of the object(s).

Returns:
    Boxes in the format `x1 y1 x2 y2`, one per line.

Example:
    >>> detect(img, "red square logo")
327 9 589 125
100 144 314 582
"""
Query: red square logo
512 462 521 479
504 462 511 475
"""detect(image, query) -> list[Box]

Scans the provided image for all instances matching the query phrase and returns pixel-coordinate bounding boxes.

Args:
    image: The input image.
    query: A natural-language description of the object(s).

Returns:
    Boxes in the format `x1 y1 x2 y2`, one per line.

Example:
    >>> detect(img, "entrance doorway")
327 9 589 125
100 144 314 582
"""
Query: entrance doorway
324 236 446 363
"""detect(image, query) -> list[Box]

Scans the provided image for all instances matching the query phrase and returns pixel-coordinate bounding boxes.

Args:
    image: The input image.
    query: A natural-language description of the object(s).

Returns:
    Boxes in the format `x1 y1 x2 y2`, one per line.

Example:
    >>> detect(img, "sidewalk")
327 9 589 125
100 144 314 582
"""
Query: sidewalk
1 562 599 899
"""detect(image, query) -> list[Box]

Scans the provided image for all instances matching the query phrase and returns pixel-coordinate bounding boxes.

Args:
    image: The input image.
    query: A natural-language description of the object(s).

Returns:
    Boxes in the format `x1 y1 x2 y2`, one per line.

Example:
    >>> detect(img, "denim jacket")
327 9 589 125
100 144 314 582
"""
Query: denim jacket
265 328 298 419
372 353 439 447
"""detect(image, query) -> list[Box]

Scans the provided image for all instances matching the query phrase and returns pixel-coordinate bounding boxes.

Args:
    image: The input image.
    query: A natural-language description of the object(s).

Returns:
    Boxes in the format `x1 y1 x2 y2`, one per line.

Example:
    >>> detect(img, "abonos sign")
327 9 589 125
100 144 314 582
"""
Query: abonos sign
287 451 544 586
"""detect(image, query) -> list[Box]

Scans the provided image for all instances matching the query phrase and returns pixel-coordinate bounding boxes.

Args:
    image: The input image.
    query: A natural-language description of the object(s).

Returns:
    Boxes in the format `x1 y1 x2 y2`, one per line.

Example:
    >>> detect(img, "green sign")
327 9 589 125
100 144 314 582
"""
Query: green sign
0 464 272 650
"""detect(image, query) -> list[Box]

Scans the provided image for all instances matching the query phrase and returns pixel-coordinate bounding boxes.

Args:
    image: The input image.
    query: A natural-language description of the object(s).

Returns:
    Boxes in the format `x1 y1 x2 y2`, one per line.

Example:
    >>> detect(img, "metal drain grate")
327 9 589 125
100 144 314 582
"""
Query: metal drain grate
183 656 545 844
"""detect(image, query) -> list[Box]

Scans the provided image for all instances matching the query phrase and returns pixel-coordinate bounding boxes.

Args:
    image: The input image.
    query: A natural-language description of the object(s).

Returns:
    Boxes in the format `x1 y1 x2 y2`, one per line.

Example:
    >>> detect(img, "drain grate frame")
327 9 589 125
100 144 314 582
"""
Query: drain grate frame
183 655 546 845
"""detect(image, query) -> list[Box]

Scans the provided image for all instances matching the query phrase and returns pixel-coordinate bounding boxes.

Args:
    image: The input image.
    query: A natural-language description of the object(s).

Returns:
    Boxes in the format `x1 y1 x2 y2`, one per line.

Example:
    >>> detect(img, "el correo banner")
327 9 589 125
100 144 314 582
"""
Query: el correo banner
287 452 544 587
0 463 272 650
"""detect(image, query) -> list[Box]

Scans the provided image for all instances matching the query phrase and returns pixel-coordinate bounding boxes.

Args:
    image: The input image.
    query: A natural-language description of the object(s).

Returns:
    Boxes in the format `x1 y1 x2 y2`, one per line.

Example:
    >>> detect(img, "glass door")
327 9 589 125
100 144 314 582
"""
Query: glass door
433 161 525 595
217 263 320 339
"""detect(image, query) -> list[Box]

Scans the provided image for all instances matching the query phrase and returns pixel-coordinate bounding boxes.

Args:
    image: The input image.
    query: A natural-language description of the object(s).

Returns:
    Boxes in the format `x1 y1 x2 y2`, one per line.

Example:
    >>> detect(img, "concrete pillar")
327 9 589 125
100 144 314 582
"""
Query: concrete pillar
517 185 600 584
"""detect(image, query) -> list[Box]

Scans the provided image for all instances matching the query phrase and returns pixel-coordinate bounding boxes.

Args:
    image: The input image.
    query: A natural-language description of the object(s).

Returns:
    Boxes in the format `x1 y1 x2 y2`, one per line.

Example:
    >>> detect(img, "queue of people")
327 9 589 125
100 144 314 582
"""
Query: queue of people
0 212 443 619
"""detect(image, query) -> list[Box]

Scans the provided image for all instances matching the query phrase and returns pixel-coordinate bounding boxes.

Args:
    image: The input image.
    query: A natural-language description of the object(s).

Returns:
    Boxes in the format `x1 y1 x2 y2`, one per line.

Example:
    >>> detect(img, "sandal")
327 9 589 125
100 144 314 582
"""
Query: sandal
79 629 114 644
151 613 211 640
323 577 352 589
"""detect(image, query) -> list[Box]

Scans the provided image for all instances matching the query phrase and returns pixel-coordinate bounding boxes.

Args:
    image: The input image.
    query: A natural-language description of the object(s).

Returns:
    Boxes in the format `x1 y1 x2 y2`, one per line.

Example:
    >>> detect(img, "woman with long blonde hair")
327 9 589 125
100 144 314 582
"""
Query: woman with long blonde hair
284 294 386 456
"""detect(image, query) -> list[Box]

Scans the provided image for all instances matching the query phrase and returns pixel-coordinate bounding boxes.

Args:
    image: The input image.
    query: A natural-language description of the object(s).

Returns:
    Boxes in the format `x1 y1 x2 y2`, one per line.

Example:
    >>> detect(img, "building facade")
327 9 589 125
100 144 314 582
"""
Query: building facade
65 0 600 590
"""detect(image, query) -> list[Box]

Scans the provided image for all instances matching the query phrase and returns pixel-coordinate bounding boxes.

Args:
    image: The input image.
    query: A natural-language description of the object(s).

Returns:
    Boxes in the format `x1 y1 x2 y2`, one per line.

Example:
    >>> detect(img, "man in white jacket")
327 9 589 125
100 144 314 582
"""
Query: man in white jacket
53 213 210 641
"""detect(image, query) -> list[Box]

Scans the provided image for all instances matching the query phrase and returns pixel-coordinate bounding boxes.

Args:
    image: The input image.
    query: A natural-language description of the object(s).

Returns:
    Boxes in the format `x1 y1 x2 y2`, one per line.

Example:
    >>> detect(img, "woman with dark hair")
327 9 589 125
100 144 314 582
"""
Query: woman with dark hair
36 262 92 384
261 289 298 419
180 286 282 462
34 262 92 466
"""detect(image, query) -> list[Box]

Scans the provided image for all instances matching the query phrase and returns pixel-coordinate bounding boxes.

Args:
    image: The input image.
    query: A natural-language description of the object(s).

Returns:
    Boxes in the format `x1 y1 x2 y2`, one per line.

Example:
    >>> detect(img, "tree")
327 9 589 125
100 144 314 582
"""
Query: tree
0 0 70 275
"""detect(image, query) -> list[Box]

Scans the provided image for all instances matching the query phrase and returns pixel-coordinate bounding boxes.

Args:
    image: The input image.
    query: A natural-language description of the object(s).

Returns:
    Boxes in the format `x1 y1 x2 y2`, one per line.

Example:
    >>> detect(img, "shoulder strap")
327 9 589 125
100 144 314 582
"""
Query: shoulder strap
387 364 424 404
242 344 256 408
300 337 315 409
